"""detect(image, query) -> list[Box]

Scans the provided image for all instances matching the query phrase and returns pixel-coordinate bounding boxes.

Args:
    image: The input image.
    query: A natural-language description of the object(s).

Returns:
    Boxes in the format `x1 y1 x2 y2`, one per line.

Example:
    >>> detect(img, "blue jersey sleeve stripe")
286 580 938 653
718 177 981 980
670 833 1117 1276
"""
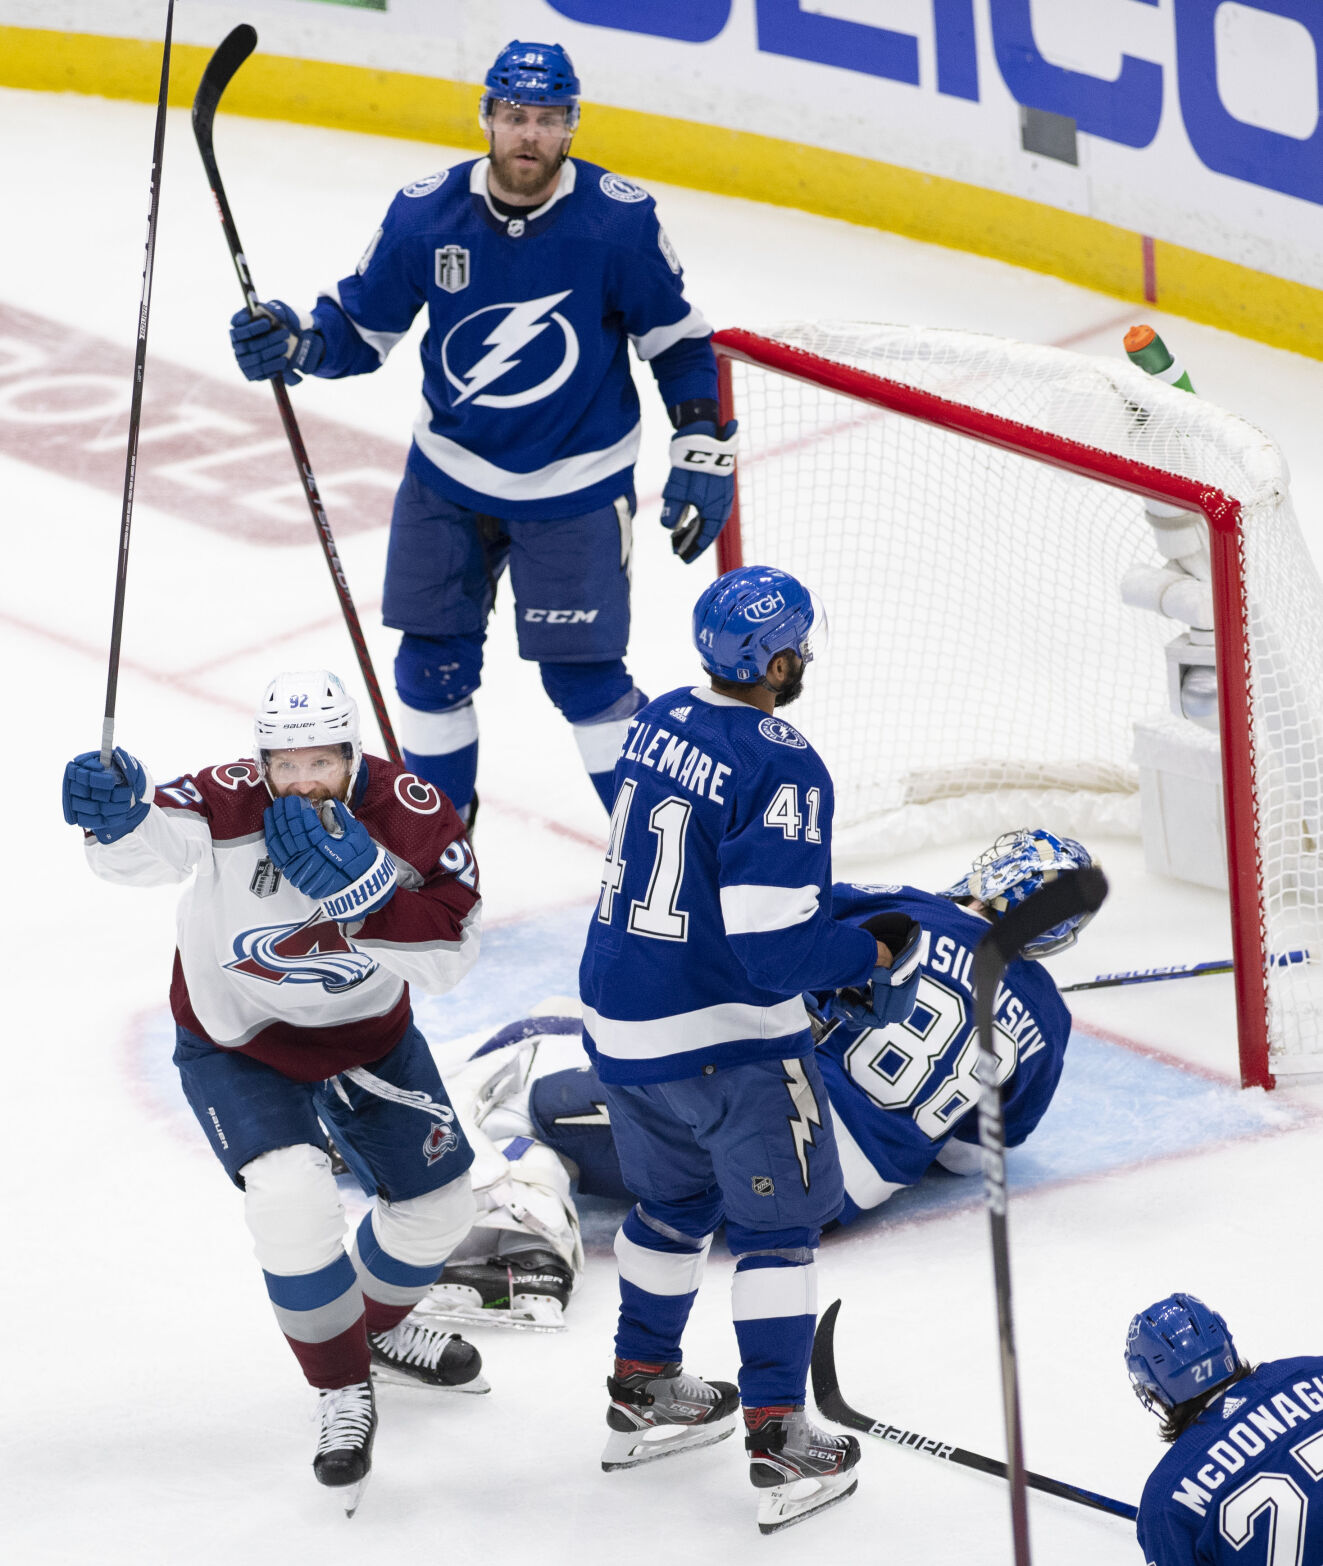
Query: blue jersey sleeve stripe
630 305 713 360
583 996 808 1060
720 882 821 935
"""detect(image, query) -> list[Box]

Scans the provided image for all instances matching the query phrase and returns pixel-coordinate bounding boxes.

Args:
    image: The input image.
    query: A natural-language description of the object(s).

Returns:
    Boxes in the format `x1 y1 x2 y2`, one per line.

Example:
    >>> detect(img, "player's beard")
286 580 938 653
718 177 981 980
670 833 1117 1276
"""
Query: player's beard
490 140 563 200
771 656 806 708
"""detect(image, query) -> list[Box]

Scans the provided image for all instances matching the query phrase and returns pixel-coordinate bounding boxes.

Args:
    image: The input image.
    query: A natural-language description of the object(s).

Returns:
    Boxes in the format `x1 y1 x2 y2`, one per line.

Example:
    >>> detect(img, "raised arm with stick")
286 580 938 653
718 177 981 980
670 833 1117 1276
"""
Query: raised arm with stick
191 25 400 761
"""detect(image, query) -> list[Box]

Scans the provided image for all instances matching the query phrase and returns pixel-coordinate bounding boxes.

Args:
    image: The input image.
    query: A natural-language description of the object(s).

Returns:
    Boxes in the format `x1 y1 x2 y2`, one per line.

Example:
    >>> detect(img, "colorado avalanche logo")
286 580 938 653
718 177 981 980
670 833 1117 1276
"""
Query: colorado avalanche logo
226 915 378 992
423 1120 460 1165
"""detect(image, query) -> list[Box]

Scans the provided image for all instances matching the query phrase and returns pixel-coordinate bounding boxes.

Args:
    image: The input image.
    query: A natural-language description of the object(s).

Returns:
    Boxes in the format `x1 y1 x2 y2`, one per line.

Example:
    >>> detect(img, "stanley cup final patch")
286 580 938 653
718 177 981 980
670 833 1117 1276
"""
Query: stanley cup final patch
435 245 471 293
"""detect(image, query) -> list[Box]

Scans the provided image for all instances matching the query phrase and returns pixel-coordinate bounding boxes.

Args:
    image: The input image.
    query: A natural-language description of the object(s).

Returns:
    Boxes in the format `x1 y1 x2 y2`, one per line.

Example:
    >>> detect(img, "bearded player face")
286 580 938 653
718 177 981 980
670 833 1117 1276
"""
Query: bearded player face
486 101 572 200
265 744 353 803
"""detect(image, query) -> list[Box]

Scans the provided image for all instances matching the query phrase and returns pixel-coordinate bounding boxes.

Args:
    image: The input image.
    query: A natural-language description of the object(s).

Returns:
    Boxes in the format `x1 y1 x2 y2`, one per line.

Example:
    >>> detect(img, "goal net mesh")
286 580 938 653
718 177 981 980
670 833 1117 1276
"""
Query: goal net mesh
719 323 1323 1074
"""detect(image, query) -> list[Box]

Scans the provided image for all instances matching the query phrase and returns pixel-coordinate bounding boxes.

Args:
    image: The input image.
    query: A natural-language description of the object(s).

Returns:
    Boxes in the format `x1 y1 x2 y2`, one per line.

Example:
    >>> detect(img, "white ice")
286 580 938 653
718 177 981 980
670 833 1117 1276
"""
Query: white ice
6 85 1323 1564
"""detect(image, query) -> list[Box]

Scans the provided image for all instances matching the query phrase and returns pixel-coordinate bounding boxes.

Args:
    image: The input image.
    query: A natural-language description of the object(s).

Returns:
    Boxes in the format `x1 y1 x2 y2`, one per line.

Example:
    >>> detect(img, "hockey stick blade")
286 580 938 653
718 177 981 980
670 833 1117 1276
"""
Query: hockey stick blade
811 1300 1137 1522
988 866 1109 967
192 24 256 153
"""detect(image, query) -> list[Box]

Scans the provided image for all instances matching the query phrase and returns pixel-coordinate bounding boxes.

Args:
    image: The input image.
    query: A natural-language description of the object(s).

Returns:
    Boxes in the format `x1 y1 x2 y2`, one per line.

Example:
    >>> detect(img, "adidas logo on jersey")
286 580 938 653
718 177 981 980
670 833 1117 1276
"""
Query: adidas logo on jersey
1220 1395 1247 1418
669 705 692 722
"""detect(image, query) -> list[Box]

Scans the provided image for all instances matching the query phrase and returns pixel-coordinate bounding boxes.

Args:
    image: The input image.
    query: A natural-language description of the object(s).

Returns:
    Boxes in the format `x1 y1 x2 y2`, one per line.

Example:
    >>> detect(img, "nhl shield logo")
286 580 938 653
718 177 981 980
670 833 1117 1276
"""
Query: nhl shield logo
435 245 470 293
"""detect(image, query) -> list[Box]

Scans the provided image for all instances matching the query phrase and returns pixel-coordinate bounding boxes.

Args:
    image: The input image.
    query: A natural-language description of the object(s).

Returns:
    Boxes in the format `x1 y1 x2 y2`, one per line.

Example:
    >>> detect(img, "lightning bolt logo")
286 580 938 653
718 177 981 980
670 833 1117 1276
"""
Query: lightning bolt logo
441 291 580 410
782 1058 823 1192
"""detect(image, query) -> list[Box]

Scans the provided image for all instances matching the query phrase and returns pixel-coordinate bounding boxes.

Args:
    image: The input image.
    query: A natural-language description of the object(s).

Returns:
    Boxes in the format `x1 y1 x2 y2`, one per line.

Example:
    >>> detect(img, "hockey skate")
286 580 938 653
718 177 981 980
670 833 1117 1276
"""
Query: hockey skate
744 1405 860 1534
313 1380 377 1519
601 1360 739 1471
422 1248 575 1332
368 1318 489 1393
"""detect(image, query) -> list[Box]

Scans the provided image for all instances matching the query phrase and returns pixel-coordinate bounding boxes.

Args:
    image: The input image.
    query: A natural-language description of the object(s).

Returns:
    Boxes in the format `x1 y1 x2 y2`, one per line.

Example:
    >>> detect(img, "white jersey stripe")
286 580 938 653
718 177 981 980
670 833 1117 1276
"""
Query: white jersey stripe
411 403 641 501
582 995 809 1062
720 882 821 936
630 304 713 361
834 1113 906 1212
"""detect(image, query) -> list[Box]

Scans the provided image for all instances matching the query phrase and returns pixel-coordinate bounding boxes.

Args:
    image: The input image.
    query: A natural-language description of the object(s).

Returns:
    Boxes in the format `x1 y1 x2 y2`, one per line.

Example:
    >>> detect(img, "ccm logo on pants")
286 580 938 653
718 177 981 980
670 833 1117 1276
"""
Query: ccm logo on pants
524 608 599 623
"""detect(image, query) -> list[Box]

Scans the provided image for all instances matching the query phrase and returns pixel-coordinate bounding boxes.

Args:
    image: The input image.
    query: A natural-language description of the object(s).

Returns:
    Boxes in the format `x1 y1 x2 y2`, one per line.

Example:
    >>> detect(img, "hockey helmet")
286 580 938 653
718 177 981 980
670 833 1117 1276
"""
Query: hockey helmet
693 566 821 685
939 828 1095 958
481 41 581 131
253 669 362 795
1125 1294 1240 1414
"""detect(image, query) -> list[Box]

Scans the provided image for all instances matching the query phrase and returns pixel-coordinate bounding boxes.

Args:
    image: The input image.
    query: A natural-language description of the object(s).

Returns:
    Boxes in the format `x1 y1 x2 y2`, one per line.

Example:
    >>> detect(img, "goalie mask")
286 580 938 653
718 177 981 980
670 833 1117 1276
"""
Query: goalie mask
1125 1294 1240 1415
940 828 1095 957
253 669 362 798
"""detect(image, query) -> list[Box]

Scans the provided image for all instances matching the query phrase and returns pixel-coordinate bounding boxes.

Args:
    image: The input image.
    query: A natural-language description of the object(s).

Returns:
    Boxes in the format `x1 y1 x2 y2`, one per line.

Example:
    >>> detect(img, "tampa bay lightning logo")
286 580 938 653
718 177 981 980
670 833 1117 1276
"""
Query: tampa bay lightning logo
440 292 580 409
226 915 378 992
758 716 807 749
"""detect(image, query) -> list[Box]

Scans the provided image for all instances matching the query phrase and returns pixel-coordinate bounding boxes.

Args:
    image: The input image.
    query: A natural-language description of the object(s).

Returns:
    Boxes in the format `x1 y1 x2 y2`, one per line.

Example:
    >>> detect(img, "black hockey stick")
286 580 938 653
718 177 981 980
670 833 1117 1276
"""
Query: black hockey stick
974 866 1110 1566
191 26 401 762
811 1300 1137 1521
1061 948 1308 993
101 0 175 765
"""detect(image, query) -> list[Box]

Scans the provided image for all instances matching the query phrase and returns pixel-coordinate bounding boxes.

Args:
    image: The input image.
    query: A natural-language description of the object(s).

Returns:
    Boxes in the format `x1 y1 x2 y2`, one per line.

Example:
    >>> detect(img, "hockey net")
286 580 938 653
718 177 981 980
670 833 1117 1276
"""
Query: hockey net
713 323 1323 1088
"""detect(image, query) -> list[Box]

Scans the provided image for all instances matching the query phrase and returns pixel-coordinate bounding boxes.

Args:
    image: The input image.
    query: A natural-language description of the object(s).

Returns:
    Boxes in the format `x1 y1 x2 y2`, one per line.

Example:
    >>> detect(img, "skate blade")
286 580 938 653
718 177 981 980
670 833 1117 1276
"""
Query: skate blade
369 1364 492 1394
757 1473 858 1534
417 1288 567 1334
320 1473 371 1520
601 1418 735 1472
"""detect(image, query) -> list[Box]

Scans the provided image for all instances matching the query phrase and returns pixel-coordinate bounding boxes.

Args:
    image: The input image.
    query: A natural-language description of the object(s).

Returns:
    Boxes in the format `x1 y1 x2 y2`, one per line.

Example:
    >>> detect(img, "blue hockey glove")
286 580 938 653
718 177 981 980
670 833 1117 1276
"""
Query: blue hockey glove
62 748 151 843
826 919 923 1031
229 299 325 386
263 795 397 920
660 418 738 563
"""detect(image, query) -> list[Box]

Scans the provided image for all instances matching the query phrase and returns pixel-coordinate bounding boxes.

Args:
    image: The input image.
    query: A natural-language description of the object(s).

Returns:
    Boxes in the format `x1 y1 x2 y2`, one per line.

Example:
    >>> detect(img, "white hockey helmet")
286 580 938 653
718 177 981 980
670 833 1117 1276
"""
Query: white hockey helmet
253 669 362 795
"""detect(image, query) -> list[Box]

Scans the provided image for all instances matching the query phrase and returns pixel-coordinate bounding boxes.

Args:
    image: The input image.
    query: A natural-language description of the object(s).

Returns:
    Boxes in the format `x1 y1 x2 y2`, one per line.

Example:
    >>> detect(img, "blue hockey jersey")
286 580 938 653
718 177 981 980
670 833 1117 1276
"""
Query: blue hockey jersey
1137 1357 1323 1565
815 885 1070 1206
310 157 717 520
579 687 877 1085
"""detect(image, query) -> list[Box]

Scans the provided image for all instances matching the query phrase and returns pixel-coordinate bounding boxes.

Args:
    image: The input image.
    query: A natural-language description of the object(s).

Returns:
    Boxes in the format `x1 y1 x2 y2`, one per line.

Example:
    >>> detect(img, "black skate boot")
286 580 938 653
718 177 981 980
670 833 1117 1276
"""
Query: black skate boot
313 1380 377 1518
368 1318 489 1393
602 1358 739 1471
426 1248 575 1332
745 1404 860 1533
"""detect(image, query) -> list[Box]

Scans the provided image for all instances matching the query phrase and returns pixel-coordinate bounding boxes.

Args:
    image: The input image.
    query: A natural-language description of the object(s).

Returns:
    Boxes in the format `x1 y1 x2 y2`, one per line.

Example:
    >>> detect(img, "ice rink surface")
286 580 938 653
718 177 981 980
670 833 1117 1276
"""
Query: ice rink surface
8 85 1323 1563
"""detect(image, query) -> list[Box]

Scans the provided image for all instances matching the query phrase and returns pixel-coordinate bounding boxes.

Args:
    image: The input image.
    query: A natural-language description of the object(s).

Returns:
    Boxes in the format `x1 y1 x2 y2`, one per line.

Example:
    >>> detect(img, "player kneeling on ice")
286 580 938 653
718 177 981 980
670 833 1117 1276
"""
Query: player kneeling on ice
578 566 922 1533
1126 1294 1323 1563
457 829 1091 1279
62 671 485 1515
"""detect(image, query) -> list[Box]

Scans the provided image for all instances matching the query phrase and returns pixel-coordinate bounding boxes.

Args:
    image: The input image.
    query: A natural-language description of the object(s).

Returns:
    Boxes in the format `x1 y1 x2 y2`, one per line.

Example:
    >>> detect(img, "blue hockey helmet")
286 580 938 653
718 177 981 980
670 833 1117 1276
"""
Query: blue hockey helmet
481 41 581 131
1125 1294 1240 1414
940 828 1095 957
693 566 820 685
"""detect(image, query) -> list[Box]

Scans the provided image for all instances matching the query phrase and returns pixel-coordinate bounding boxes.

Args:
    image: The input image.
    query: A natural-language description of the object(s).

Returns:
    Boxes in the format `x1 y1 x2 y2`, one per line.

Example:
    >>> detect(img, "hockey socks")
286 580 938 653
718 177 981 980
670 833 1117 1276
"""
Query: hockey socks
731 1251 817 1407
262 1251 371 1389
612 1205 712 1363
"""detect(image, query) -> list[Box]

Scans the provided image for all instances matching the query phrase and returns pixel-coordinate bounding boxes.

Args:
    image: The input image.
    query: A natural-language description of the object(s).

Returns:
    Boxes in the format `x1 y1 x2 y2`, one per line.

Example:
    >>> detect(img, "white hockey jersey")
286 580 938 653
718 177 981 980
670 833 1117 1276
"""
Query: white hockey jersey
85 756 481 1082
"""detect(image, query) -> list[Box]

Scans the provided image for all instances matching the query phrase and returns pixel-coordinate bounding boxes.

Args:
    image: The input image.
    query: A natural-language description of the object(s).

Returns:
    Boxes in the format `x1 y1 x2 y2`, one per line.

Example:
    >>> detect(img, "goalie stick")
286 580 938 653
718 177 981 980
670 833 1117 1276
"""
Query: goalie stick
975 865 1110 1566
191 26 401 762
101 0 174 766
1061 948 1308 993
811 1301 1137 1521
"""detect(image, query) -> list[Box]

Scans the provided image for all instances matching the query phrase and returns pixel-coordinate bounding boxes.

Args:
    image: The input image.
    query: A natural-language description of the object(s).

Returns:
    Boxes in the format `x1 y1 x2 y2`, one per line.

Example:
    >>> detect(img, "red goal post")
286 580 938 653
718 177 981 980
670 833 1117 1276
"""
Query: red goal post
711 324 1323 1091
